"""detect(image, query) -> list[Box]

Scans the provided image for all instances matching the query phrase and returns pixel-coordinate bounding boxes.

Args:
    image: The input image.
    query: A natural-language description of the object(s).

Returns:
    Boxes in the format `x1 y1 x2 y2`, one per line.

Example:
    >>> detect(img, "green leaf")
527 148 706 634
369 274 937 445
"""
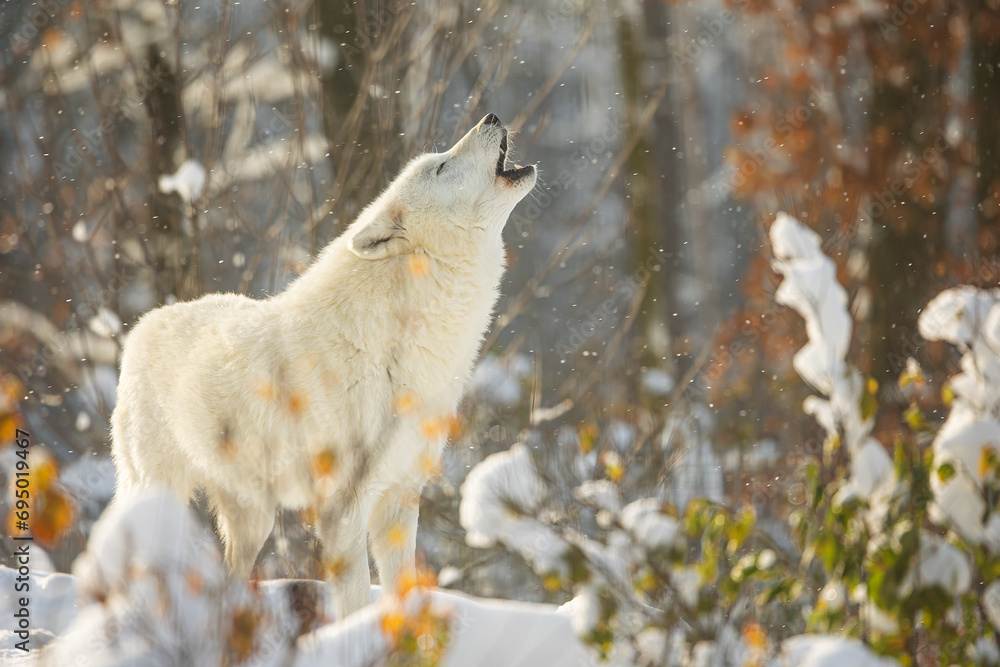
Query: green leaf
903 403 927 431
861 377 879 421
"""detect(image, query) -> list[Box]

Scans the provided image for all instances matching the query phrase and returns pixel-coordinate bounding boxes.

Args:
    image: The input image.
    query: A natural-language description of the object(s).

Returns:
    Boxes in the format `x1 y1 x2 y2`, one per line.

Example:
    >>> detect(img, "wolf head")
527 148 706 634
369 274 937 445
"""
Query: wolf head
348 114 537 260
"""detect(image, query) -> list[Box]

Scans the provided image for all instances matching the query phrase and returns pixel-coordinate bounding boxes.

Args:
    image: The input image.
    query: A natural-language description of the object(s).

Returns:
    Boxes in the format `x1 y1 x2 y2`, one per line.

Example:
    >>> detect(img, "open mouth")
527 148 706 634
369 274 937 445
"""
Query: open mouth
495 129 534 182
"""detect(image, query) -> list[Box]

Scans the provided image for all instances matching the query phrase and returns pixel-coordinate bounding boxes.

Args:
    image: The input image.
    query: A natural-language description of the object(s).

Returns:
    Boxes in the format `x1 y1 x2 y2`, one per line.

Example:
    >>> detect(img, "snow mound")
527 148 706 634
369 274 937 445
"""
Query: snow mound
779 635 901 667
2 487 595 666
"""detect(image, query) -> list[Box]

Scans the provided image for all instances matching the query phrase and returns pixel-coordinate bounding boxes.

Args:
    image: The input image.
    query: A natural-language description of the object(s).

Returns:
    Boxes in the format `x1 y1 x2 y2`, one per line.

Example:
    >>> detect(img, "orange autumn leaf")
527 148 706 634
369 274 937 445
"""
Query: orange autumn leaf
286 392 308 416
323 556 348 580
396 566 437 598
381 611 406 640
386 523 409 549
407 254 431 277
393 389 421 415
33 489 75 549
185 569 206 595
8 453 76 549
41 28 62 51
252 378 276 401
0 413 23 446
742 621 768 649
0 374 23 403
311 449 337 479
789 69 813 92
227 607 261 662
420 452 443 478
419 415 460 442
24 450 59 494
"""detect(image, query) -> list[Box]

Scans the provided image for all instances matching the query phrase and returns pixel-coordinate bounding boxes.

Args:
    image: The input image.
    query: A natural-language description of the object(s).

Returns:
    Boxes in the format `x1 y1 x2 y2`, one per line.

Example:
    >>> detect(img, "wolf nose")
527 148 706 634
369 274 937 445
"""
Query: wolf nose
482 113 502 127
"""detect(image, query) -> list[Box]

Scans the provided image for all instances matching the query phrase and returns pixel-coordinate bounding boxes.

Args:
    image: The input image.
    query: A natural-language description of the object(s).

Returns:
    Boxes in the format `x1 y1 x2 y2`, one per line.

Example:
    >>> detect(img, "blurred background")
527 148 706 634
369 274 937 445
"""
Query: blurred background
0 0 998 606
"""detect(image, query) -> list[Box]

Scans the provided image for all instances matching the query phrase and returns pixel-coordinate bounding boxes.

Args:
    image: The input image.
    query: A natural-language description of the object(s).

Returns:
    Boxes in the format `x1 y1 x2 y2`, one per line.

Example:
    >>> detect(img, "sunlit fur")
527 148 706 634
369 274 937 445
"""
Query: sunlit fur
110 116 536 618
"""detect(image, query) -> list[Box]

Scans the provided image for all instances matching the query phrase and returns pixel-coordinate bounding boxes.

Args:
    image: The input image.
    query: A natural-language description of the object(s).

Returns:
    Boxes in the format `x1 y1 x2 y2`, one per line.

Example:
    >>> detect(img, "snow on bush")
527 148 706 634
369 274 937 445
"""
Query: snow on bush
459 443 569 577
47 490 295 666
770 212 891 500
918 286 1000 541
452 212 1000 665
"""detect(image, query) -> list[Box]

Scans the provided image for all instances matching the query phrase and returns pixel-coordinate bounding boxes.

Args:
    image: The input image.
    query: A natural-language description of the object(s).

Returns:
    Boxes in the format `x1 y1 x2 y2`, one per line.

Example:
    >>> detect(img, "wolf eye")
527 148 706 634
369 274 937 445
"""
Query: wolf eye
436 161 446 175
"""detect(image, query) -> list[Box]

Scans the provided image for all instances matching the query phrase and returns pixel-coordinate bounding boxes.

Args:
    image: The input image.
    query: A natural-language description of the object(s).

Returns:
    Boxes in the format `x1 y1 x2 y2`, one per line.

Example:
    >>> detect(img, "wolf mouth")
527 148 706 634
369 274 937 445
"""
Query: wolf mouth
496 129 534 182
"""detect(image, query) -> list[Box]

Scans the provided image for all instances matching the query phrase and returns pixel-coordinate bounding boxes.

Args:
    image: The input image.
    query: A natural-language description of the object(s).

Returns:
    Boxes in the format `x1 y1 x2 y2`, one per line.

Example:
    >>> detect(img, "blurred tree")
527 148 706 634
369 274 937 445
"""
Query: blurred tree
617 0 682 382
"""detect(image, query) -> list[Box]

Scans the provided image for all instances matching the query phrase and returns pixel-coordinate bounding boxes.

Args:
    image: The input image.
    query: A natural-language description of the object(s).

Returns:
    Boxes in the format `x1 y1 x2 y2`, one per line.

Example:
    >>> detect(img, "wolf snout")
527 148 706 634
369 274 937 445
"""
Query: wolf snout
481 113 503 128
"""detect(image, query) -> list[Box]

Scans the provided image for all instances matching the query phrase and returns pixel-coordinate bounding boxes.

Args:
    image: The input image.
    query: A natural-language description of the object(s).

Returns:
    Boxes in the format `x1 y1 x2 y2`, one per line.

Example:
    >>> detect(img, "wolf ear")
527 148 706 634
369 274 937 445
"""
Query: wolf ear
348 209 410 259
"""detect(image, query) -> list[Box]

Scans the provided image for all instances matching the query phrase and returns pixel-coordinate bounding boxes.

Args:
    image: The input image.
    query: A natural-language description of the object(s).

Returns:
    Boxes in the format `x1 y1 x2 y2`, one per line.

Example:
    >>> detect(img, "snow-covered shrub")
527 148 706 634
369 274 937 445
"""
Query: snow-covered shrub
766 213 999 664
917 286 1000 541
455 212 1000 666
770 211 892 494
43 488 457 667
458 418 781 664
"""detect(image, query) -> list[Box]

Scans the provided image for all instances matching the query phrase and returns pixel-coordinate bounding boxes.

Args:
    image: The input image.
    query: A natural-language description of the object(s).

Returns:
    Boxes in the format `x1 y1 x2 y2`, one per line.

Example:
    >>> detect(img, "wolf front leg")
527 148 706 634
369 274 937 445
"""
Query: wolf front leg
208 486 275 578
368 484 421 596
320 502 373 619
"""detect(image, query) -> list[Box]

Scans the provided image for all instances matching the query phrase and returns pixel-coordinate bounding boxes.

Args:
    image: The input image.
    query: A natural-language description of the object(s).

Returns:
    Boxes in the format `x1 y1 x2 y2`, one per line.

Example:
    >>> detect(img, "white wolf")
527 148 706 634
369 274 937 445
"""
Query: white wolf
110 114 536 617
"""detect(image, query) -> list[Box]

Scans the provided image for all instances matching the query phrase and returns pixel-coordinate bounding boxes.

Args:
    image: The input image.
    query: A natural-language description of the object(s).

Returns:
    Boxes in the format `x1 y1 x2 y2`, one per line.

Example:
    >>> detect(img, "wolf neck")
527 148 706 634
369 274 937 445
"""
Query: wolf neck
280 235 506 349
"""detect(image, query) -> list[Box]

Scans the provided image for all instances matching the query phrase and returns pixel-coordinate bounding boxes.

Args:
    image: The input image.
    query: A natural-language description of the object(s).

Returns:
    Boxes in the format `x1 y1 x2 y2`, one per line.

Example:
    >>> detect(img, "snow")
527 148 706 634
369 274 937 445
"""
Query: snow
620 498 682 551
1 563 597 667
915 535 971 595
771 214 871 459
770 211 852 398
670 566 702 608
157 159 207 204
771 213 889 503
641 367 676 396
918 287 1000 540
930 472 986 541
459 443 569 576
87 307 123 339
298 588 593 667
561 585 601 635
917 286 1000 346
0 570 77 651
974 636 1000 665
833 437 893 505
984 581 1000 632
1 488 597 666
607 419 636 451
982 514 1000 554
778 635 901 667
574 479 623 513
51 491 240 666
770 211 824 261
933 414 1000 484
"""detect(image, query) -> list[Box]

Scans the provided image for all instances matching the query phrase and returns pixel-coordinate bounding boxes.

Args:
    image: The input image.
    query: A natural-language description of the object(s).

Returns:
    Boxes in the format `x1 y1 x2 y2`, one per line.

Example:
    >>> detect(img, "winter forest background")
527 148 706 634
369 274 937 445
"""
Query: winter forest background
2 0 1000 665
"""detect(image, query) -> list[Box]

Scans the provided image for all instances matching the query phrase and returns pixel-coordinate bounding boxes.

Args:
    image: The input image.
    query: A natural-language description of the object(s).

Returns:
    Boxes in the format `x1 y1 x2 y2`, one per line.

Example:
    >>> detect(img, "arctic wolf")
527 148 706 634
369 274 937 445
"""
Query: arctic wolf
111 114 536 617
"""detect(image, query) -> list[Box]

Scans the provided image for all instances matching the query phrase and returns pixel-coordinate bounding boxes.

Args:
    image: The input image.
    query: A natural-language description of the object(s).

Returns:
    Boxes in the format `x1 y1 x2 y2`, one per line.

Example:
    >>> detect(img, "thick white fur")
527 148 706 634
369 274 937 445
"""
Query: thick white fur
110 116 536 618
